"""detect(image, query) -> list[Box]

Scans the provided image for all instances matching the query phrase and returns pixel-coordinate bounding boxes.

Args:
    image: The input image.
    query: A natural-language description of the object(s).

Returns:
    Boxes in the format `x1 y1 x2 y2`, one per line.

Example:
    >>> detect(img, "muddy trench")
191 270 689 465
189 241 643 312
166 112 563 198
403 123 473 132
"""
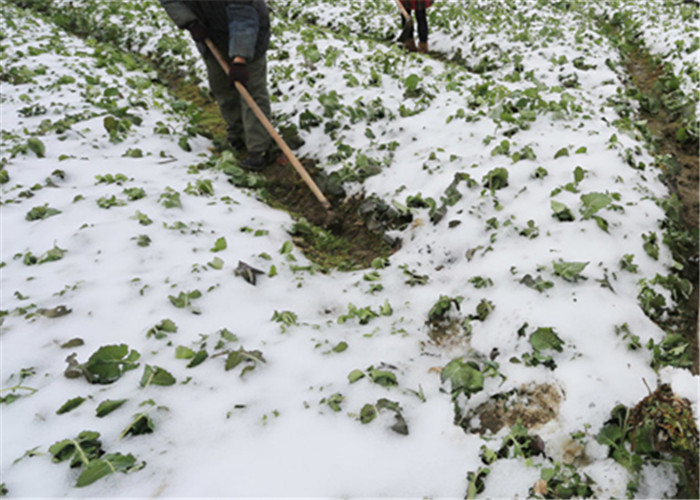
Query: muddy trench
622 47 699 375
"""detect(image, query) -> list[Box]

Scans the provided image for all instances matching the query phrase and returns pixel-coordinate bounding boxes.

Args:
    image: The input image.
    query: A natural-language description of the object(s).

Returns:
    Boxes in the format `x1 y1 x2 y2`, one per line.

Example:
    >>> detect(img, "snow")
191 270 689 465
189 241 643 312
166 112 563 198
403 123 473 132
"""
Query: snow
1 0 698 498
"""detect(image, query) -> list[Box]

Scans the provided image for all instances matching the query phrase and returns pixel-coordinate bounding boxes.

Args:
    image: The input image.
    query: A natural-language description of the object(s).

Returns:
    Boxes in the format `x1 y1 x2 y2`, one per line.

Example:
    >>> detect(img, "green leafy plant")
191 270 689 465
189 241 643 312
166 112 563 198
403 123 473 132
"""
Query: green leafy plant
95 173 128 185
120 400 168 438
96 399 127 417
97 195 126 209
517 326 565 370
440 358 485 400
123 187 146 201
271 310 298 332
470 299 495 321
482 167 509 190
552 260 588 282
642 232 659 260
49 431 141 487
56 396 86 415
65 344 140 384
321 393 344 412
139 365 176 388
132 210 153 226
551 200 574 222
428 295 463 323
520 274 554 293
25 204 61 221
338 303 380 325
159 187 181 208
466 467 490 499
495 422 546 459
225 347 266 377
358 398 408 435
210 236 227 252
168 290 202 313
146 319 177 339
534 461 596 498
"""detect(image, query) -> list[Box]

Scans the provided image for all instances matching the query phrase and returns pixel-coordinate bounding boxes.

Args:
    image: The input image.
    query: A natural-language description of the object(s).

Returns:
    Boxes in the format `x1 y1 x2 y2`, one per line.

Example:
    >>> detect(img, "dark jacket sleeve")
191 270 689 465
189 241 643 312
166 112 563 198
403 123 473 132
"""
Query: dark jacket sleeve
226 1 260 61
159 0 198 28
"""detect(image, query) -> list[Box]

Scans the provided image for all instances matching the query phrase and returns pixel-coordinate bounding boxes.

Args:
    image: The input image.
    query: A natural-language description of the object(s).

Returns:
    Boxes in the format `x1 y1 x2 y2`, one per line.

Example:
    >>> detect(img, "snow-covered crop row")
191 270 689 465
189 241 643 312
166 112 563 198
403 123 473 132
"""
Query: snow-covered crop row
1 0 697 498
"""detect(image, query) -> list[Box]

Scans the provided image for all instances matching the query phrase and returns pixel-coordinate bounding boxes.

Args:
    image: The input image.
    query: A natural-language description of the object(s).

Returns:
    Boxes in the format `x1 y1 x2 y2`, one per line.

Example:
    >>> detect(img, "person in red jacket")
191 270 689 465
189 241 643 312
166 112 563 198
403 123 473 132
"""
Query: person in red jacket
399 0 433 54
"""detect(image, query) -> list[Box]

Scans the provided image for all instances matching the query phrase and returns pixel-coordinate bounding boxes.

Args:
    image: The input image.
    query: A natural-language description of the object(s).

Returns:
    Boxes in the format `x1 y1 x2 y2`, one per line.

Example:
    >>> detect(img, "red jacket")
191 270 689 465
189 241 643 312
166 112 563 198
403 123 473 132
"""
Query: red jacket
401 0 432 9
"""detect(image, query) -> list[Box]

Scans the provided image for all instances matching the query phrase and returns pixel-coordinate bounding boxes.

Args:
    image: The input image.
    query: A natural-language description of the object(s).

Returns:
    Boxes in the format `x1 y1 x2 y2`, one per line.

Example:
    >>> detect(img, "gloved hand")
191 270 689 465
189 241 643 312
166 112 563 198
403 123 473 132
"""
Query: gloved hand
228 62 249 87
185 21 209 42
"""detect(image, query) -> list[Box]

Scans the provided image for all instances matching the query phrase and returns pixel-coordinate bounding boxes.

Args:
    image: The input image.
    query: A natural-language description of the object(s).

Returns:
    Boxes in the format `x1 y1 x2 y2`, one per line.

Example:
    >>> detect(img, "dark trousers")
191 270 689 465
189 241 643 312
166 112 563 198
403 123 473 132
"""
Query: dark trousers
202 39 272 155
400 9 428 42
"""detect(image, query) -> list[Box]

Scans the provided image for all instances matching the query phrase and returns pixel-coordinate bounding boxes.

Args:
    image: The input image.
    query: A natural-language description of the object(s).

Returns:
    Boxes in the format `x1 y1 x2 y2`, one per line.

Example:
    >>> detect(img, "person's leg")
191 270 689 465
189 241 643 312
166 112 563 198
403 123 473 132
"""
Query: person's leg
240 55 272 157
416 9 428 54
203 44 245 148
402 10 417 51
415 8 429 53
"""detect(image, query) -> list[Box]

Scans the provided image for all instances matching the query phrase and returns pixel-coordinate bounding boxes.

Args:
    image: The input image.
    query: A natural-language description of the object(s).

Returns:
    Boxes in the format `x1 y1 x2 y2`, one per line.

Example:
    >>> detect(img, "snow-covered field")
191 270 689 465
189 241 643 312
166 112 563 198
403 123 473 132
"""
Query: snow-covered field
1 0 697 498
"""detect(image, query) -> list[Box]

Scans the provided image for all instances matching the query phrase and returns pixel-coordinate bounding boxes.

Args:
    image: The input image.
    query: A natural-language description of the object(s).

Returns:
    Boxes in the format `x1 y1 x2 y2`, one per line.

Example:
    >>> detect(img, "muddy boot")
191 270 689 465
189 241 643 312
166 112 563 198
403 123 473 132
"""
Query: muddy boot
240 152 267 172
418 41 429 54
404 38 417 52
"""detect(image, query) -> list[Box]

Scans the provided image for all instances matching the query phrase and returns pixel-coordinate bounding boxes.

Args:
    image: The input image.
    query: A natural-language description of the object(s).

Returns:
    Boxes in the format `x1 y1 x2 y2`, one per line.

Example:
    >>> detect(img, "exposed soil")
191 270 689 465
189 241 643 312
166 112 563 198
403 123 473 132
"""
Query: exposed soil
465 383 562 435
625 53 699 230
261 157 400 269
161 73 399 271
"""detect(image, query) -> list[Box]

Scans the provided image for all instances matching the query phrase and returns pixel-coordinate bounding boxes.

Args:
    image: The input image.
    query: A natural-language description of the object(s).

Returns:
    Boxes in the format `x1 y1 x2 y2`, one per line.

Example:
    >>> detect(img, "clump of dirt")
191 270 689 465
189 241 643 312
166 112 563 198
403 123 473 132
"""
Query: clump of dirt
465 383 562 435
628 383 699 498
426 319 469 348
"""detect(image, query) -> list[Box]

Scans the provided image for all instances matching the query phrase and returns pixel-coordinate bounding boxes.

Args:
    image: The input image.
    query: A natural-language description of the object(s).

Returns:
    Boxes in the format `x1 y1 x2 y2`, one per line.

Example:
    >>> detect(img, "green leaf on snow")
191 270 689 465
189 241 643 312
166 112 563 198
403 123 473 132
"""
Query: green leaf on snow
139 365 176 387
83 344 140 384
96 399 127 417
530 327 564 353
210 236 227 252
75 453 138 487
56 396 86 415
552 260 588 283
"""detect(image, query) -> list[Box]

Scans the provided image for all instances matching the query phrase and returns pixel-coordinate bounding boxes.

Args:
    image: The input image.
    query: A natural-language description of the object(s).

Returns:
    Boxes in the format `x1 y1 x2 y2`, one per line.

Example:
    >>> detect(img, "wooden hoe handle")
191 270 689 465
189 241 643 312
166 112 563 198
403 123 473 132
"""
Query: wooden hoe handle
204 39 332 211
394 0 412 24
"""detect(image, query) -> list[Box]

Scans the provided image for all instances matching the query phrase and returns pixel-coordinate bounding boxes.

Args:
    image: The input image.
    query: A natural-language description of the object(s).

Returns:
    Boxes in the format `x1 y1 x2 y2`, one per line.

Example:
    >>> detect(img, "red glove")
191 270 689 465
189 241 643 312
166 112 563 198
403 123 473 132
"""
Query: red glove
185 21 209 42
228 62 249 87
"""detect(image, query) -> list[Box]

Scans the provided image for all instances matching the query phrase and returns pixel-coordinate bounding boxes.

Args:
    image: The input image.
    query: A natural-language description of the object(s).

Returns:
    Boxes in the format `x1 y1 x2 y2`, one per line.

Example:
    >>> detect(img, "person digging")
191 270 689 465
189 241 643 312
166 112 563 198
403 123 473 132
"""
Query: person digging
398 0 433 54
160 0 272 171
